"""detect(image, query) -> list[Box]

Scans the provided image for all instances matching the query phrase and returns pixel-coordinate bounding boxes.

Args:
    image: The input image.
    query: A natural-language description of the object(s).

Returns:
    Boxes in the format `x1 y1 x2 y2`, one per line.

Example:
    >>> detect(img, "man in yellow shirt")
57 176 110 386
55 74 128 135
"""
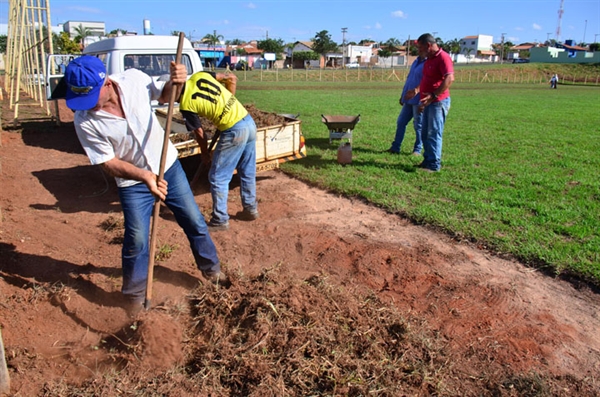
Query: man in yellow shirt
179 71 258 230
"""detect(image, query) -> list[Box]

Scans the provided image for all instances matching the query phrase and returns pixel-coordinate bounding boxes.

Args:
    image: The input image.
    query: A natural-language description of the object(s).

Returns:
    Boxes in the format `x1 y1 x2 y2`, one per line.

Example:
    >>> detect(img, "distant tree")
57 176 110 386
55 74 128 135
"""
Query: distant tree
203 32 224 68
257 38 285 59
53 31 80 54
74 24 93 48
463 47 473 63
171 30 182 36
443 38 461 54
109 28 127 36
0 34 7 53
590 43 600 51
312 30 338 66
358 38 373 45
292 51 319 61
226 38 244 45
203 32 224 46
519 50 530 59
383 38 401 47
377 48 392 67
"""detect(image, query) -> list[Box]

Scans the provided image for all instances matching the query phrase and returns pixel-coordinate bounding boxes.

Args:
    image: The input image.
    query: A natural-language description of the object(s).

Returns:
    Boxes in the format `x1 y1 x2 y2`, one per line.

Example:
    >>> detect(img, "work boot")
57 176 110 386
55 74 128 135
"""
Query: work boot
238 208 259 221
123 296 144 318
202 271 230 287
207 219 229 231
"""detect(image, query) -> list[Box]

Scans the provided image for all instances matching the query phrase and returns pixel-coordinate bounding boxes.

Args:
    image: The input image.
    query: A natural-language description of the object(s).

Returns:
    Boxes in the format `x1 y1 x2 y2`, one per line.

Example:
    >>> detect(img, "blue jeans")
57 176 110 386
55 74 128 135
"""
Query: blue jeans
209 114 257 224
390 104 423 153
118 160 219 300
420 98 451 171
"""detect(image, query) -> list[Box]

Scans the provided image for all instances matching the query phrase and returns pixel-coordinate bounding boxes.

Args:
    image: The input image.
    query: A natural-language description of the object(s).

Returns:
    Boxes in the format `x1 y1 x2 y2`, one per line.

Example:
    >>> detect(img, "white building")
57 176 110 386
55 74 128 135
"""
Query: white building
346 44 372 66
63 21 105 39
459 34 496 62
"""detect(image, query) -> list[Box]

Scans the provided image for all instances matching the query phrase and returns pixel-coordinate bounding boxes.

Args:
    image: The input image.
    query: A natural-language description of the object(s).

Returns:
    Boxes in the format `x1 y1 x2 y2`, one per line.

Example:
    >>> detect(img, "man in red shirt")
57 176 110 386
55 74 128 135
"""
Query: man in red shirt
417 33 454 172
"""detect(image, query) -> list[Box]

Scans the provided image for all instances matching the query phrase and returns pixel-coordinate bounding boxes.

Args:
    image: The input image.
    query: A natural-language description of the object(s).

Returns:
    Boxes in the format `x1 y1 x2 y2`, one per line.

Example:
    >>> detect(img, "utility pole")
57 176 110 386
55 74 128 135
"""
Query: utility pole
500 33 506 63
583 20 587 44
595 33 600 43
291 37 296 69
546 32 552 43
341 27 348 67
406 34 410 68
213 30 217 69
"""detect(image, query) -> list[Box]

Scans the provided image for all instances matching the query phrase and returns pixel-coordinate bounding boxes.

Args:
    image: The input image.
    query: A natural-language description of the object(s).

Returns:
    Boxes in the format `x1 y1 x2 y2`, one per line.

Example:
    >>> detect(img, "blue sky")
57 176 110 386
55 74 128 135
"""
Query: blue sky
2 0 599 45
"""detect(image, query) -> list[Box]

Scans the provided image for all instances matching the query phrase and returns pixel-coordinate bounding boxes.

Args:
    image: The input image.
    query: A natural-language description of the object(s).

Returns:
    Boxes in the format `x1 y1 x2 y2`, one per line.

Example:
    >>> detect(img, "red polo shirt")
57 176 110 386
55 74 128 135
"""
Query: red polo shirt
420 48 454 102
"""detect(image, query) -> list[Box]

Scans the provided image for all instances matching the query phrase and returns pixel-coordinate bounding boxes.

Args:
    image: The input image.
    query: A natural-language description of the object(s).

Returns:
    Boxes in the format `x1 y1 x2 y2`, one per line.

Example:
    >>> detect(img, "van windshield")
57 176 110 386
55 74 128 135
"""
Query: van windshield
124 54 193 77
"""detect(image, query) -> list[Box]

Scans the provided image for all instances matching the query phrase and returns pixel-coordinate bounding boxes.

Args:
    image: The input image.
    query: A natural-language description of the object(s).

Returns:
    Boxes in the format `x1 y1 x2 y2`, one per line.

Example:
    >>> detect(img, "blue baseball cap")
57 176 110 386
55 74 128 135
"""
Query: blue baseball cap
64 55 107 110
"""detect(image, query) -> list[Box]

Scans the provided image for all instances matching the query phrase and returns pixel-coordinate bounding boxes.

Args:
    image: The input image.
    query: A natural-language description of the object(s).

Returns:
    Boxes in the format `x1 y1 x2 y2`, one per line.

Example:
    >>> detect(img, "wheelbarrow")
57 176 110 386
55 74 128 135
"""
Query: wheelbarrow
321 114 360 144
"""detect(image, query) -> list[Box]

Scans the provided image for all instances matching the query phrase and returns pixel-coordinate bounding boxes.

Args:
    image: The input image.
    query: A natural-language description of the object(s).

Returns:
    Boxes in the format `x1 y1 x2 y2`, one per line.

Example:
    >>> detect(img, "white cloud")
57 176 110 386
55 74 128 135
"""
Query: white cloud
515 27 524 31
533 23 542 30
223 20 230 25
246 2 257 9
375 22 382 30
391 10 407 19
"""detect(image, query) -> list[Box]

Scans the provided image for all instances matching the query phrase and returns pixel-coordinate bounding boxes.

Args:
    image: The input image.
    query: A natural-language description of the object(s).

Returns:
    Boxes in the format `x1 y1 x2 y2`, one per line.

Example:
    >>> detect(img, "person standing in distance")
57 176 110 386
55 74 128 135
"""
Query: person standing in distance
386 43 427 156
178 70 258 231
416 33 454 172
64 56 222 314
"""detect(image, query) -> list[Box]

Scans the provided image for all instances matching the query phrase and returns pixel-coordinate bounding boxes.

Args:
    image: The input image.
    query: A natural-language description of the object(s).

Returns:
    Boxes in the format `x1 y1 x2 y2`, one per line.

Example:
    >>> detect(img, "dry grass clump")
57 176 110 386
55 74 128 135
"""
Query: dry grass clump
186 265 447 396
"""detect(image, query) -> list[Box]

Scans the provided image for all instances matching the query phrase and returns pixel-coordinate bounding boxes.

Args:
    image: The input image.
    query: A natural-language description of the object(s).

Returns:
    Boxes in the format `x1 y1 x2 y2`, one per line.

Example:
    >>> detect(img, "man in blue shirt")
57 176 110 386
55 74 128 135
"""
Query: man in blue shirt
386 48 427 155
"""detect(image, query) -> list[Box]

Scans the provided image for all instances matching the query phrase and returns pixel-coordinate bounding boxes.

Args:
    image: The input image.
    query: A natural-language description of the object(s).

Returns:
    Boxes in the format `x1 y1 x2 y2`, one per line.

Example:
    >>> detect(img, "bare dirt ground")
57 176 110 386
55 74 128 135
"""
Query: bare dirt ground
1 97 599 396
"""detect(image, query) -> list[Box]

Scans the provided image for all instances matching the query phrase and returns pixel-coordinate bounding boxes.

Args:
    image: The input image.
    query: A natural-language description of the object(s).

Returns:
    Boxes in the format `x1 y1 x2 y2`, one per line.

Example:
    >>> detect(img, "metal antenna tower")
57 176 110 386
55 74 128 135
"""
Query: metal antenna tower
555 0 564 42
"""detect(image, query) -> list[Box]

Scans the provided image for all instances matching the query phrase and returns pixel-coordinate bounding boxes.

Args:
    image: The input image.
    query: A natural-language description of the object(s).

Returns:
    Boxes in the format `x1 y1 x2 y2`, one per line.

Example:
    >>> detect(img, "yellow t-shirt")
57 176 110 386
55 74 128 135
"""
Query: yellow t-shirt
179 71 248 131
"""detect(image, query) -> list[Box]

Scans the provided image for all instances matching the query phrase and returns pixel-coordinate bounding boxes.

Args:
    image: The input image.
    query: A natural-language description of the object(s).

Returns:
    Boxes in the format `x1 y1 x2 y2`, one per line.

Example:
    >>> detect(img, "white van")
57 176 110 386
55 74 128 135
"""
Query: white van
46 35 202 100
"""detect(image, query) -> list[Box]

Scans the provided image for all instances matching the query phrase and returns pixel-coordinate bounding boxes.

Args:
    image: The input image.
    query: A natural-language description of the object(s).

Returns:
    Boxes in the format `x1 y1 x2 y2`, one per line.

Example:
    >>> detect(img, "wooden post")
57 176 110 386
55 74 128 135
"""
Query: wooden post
0 327 10 395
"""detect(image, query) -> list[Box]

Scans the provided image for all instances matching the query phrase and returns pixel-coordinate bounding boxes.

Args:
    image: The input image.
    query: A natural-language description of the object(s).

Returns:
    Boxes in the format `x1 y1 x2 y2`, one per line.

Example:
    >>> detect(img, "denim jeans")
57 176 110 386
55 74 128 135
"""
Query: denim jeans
420 97 451 171
118 160 219 300
209 114 257 224
390 104 423 154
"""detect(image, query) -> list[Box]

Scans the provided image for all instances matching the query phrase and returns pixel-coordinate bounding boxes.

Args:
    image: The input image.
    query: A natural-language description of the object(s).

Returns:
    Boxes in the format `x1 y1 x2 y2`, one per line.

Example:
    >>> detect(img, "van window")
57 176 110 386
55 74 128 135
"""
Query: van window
123 54 193 77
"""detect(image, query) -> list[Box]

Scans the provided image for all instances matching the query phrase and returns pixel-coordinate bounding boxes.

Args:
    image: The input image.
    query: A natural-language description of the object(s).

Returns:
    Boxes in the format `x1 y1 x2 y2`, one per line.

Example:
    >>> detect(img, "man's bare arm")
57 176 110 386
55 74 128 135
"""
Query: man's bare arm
158 62 187 103
101 158 168 200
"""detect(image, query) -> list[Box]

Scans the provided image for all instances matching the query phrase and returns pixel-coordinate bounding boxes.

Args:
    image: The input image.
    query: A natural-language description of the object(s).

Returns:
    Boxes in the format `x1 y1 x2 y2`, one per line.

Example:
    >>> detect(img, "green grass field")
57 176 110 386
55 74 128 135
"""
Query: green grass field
235 79 600 285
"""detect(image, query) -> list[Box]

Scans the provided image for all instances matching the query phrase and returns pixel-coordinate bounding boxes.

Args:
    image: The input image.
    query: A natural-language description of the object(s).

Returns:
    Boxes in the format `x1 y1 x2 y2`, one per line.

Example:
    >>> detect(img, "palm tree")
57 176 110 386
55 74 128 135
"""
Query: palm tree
74 24 93 49
203 31 224 68
463 48 474 63
444 38 461 55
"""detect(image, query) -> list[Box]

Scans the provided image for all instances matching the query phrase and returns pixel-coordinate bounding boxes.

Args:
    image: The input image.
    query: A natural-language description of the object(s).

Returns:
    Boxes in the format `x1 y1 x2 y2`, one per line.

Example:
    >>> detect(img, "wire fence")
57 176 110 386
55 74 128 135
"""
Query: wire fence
232 67 600 86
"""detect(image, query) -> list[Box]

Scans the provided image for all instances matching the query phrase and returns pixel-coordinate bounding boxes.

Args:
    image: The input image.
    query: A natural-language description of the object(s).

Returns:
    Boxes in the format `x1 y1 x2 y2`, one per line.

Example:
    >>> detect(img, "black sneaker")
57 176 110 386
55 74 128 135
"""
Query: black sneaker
385 148 400 154
207 220 229 230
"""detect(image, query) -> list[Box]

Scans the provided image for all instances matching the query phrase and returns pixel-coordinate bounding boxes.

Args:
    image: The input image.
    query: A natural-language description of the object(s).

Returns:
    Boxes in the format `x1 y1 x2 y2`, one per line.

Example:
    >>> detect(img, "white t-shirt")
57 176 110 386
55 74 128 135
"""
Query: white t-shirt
74 69 178 188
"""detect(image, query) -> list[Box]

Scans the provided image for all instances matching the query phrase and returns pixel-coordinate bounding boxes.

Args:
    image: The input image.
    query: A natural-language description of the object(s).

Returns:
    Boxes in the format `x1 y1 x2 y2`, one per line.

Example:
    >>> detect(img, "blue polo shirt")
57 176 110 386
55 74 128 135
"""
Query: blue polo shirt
401 56 426 105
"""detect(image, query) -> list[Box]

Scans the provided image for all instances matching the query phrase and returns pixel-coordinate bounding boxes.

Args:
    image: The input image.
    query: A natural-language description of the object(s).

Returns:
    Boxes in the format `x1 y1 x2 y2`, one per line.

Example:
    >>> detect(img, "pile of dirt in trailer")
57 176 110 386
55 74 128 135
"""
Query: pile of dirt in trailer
169 104 287 143
39 265 597 397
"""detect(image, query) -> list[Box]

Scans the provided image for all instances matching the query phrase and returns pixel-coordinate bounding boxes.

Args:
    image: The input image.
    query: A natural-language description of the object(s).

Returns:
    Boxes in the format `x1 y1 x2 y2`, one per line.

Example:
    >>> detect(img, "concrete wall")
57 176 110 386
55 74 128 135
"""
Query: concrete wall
530 47 600 63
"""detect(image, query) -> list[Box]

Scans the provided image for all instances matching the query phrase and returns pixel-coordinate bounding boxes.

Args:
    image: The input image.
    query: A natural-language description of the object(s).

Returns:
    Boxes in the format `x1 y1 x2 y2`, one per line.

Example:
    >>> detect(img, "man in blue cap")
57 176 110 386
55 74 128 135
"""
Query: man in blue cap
64 56 223 314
